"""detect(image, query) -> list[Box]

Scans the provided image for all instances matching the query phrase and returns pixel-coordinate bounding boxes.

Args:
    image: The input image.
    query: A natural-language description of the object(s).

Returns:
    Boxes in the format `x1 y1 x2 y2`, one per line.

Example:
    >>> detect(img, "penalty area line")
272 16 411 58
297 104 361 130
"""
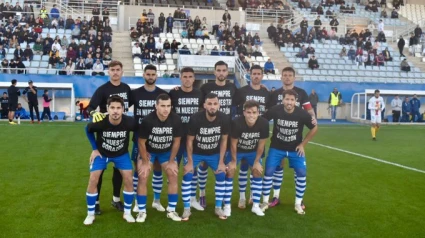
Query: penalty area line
309 142 425 174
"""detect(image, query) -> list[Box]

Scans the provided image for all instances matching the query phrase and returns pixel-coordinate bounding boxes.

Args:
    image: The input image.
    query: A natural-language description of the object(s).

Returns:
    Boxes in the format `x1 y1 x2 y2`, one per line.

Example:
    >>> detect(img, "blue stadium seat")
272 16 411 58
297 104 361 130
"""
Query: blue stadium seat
38 69 47 74
33 55 41 61
41 55 49 61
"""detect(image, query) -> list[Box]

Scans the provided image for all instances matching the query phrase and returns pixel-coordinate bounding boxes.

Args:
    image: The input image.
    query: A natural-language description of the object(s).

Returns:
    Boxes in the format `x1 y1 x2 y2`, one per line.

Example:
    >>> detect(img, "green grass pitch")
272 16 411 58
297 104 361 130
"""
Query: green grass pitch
1 122 424 238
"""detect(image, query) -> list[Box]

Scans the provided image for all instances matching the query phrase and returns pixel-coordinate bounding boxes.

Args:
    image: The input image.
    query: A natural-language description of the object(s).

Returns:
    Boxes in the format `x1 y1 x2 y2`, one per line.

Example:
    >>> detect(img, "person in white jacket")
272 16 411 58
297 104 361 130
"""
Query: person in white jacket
51 40 61 52
132 43 142 59
59 45 67 59
368 89 385 140
391 95 402 122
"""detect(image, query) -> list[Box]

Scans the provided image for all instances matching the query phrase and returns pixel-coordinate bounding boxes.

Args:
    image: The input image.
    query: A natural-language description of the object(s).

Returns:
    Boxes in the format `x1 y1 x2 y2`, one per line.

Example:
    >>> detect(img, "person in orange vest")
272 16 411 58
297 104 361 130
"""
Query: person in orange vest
76 99 90 120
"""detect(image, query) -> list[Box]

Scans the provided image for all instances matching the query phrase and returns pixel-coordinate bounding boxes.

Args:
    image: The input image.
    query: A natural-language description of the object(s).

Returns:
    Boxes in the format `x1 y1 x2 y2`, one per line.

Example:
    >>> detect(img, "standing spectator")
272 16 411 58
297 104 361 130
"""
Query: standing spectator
391 95 402 122
166 13 173 33
41 90 53 122
377 19 384 32
414 25 422 42
50 4 60 19
102 7 110 22
328 87 342 122
22 80 40 124
158 13 165 33
300 17 308 36
330 17 339 32
397 35 405 57
401 97 411 122
92 59 105 76
308 55 319 70
147 9 155 26
409 33 417 55
314 16 322 33
410 94 421 122
222 10 231 27
309 89 319 117
264 58 275 74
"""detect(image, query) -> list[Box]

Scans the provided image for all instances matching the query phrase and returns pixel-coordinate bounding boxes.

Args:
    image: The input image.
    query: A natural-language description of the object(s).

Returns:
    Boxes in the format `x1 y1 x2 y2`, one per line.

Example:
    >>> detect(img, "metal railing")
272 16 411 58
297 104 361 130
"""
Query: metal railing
245 8 295 25
392 18 425 42
118 1 225 10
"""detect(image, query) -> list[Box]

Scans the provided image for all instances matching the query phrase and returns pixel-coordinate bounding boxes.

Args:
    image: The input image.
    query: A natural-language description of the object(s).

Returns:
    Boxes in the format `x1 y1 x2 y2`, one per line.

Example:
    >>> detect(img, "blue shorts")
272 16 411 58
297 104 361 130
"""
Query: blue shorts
149 151 176 165
90 153 133 172
266 148 306 170
184 153 220 171
225 151 263 167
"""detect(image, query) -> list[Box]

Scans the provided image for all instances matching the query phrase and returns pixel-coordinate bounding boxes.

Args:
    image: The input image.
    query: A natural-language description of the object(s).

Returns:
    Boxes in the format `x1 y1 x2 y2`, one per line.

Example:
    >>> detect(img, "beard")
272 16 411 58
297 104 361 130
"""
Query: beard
217 76 226 82
207 110 217 117
145 79 156 85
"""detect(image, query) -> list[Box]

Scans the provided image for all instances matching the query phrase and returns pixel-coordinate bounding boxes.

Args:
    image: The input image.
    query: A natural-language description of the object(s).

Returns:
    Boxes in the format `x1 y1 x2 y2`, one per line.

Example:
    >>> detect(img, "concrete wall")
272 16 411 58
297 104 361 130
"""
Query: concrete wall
406 0 425 5
118 5 245 31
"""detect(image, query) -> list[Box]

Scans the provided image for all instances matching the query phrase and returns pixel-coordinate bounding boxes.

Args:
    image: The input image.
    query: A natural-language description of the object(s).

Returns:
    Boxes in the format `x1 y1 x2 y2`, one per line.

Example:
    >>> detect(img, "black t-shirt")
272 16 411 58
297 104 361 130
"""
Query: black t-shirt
169 87 203 135
7 85 20 103
86 115 137 158
1 97 8 108
230 116 269 153
200 81 237 117
130 86 168 125
263 105 315 151
187 111 230 155
23 86 38 104
235 85 270 115
268 86 310 109
139 111 183 153
88 81 132 113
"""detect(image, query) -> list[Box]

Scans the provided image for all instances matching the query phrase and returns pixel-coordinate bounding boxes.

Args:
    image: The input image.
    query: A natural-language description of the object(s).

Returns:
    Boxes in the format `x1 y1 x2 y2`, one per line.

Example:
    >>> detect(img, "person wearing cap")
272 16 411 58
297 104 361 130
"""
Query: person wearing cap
23 80 41 124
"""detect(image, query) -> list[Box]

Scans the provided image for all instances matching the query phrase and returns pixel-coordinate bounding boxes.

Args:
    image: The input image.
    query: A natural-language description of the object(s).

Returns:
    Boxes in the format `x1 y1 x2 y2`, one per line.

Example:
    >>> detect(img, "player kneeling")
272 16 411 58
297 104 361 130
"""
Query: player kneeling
135 94 183 222
84 96 136 225
224 100 269 217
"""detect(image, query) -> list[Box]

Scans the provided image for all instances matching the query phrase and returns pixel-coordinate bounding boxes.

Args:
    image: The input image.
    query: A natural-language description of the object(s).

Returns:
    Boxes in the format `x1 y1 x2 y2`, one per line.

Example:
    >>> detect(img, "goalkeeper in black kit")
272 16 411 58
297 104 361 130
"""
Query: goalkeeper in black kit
86 61 132 215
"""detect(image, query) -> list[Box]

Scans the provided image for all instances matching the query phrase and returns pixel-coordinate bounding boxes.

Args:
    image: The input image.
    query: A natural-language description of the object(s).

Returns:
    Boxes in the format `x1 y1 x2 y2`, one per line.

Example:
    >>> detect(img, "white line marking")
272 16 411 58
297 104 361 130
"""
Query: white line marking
310 142 425 174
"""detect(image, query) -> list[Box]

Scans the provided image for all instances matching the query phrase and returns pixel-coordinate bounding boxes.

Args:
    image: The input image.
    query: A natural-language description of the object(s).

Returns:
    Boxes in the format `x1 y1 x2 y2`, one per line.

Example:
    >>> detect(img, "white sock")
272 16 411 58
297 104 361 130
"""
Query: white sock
224 204 231 209
295 198 302 205
273 189 280 199
240 192 246 200
113 196 120 202
200 190 206 196
263 195 269 203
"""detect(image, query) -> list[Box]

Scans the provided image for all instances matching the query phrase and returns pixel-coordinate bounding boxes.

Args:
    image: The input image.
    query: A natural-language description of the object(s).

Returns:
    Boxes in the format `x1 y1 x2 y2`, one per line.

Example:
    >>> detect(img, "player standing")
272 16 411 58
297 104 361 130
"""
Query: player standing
135 94 183 222
169 67 204 211
234 65 270 209
368 89 385 140
261 89 318 215
86 61 132 214
130 64 168 213
197 61 237 208
225 100 269 217
83 95 136 225
181 93 229 220
266 67 316 208
7 79 20 125
22 80 40 124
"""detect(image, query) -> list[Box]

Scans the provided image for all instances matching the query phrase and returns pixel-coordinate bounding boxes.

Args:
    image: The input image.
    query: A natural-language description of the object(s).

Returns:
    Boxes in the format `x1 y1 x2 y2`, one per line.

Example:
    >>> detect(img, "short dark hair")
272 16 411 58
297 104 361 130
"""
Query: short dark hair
374 89 380 93
144 64 157 72
107 95 125 107
11 79 17 85
180 67 195 74
75 100 80 106
44 89 48 93
281 67 296 76
108 60 123 69
205 93 218 101
250 65 263 74
243 100 260 111
214 61 228 70
282 89 298 99
3 92 7 95
156 93 170 104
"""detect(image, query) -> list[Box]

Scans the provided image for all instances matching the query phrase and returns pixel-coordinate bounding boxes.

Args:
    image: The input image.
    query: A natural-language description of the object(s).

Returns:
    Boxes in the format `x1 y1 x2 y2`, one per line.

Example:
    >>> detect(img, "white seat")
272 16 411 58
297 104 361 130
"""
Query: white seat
166 59 174 65
133 58 141 64
189 39 196 44
159 64 167 71
196 39 203 44
134 64 142 70
166 33 173 38
31 61 40 67
135 71 143 77
159 33 166 38
38 69 47 74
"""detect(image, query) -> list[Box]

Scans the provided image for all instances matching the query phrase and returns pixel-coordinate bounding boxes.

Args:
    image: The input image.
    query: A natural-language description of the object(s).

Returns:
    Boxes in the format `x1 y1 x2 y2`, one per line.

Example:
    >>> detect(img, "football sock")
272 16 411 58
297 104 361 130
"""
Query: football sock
214 172 225 208
273 167 283 199
136 195 147 213
224 177 233 205
96 170 104 202
113 196 120 203
238 168 248 199
86 192 98 215
167 194 178 212
152 170 162 200
251 177 262 206
123 191 134 215
190 170 198 200
371 127 376 138
198 166 208 196
182 173 193 208
133 170 138 195
294 168 306 205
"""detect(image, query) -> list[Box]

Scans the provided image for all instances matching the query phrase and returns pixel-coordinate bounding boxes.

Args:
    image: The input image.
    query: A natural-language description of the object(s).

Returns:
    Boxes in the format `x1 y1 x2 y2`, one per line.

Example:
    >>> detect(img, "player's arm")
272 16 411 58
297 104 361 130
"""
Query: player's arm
368 99 376 110
218 134 228 173
87 88 106 122
137 138 151 178
296 115 318 157
186 135 195 167
30 86 36 94
22 88 28 102
254 139 267 164
85 123 102 164
380 98 386 111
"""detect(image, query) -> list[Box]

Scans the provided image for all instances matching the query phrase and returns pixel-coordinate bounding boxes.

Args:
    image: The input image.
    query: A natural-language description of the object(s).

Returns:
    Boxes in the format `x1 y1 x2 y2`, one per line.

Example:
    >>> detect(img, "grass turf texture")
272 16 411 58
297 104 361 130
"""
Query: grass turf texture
1 123 424 238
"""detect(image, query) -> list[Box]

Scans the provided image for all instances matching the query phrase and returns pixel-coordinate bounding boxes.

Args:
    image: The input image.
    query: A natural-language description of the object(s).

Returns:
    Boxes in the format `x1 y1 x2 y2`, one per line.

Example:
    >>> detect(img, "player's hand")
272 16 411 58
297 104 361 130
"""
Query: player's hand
311 117 317 126
165 160 178 176
90 111 106 123
217 162 226 173
295 145 305 157
89 150 101 165
226 160 236 174
252 162 263 175
137 161 151 179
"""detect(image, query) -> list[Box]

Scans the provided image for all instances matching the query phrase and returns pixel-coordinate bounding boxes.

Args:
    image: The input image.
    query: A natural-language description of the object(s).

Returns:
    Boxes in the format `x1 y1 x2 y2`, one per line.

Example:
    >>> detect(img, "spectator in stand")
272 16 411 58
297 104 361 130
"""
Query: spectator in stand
56 58 66 75
92 6 100 22
158 13 165 33
378 19 384 32
166 13 173 33
23 45 33 61
308 89 319 117
391 9 399 19
92 59 105 76
414 25 423 42
132 43 142 59
141 48 151 64
401 96 411 122
308 55 319 70
197 45 208 55
306 44 315 55
158 51 166 64
59 45 67 59
222 10 231 27
16 58 26 74
391 95 402 122
314 16 322 33
67 46 76 62
400 59 410 72
339 47 347 58
71 25 81 40
382 47 392 61
1 59 9 73
375 53 384 66
377 31 386 42
211 46 219 56
0 45 5 60
162 70 170 78
267 23 277 39
264 58 275 74
410 94 421 122
14 45 24 60
296 46 308 59
398 35 405 57
409 32 418 55
347 46 356 62
65 59 75 75
380 9 387 18
85 54 94 69
170 40 181 54
145 39 155 52
241 57 250 70
75 58 86 75
27 29 38 44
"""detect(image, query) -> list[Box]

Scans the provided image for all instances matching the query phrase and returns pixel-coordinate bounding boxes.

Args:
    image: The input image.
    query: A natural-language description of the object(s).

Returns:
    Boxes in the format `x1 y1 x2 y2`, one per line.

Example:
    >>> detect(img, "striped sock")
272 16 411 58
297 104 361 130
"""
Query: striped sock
133 170 138 195
182 173 193 208
152 171 162 200
198 166 208 196
295 174 306 205
214 172 225 208
167 194 178 212
190 171 198 200
251 177 262 206
262 175 273 203
238 169 248 199
224 177 233 205
86 192 98 215
123 190 134 215
273 167 284 199
136 195 147 213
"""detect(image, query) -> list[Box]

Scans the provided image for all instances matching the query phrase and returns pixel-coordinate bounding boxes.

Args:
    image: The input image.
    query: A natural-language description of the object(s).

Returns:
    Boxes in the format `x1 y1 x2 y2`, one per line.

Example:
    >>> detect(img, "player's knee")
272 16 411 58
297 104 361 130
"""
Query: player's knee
215 171 225 181
226 169 235 178
252 169 262 178
294 168 306 178
264 167 275 177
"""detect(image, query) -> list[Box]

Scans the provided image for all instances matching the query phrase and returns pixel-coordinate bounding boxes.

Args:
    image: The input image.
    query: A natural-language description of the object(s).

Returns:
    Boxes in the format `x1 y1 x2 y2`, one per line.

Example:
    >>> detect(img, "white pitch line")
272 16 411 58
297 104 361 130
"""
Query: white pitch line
309 142 425 174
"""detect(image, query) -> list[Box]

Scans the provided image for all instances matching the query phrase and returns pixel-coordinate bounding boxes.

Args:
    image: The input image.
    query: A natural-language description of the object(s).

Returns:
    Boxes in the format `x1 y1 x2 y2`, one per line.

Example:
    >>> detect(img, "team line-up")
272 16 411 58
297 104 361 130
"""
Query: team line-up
80 60 383 225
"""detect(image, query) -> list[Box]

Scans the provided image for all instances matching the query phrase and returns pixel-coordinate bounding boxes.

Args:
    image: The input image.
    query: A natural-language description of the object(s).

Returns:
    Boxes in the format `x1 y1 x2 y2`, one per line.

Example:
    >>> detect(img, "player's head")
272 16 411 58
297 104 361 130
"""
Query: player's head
75 100 80 106
144 64 157 85
204 93 219 117
108 60 123 82
333 87 338 93
394 94 399 99
214 61 228 82
2 92 7 98
413 94 417 98
28 80 33 86
180 67 195 89
243 100 260 125
281 67 295 87
374 89 380 98
250 65 263 86
155 93 171 118
11 79 17 85
17 103 21 108
107 95 124 121
282 89 298 112
44 89 48 94
405 96 409 101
